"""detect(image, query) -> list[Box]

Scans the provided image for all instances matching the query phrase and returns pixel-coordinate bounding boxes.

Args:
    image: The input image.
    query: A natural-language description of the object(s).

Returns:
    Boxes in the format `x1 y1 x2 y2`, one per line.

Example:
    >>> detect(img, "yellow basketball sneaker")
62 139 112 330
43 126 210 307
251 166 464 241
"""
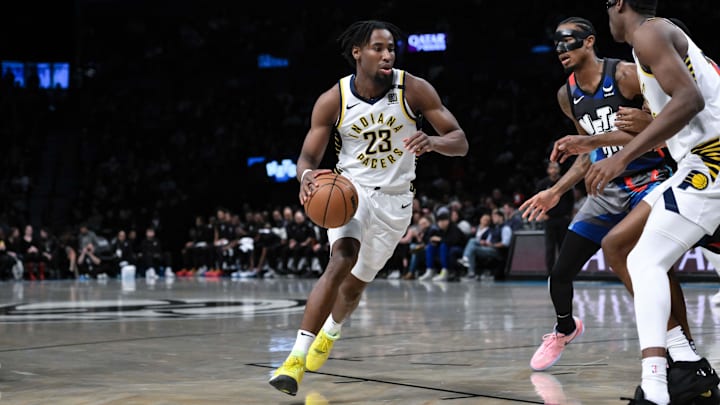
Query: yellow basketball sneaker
306 330 339 372
268 354 305 396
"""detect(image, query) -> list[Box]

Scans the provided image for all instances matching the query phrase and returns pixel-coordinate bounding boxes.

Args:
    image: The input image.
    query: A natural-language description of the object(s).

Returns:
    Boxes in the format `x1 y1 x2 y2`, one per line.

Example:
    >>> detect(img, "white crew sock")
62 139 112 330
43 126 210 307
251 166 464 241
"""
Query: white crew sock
291 329 316 357
322 314 343 337
641 356 669 405
666 325 701 362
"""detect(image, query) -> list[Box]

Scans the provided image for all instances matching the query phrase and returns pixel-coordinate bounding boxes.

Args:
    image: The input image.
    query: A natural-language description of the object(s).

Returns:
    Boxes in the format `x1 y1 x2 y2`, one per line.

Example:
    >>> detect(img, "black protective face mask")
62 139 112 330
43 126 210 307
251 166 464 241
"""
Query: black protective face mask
553 29 590 54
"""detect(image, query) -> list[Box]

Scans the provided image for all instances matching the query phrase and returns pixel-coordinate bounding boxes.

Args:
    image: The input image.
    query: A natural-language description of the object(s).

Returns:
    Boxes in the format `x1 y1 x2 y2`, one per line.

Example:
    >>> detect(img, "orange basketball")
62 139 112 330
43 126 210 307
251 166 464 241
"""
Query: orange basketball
304 173 358 228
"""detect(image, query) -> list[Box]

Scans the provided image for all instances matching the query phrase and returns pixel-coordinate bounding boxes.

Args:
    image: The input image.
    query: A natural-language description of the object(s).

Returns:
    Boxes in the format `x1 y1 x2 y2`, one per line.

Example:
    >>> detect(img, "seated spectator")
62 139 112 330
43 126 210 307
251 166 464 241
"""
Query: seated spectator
475 209 514 280
235 218 279 279
210 207 236 277
309 224 329 277
37 227 59 279
178 215 214 277
268 209 290 274
77 242 103 279
137 227 172 279
450 204 473 237
56 229 78 279
458 213 493 280
285 210 316 275
94 234 118 278
20 225 45 280
418 208 467 282
234 216 256 274
502 201 525 232
111 229 136 269
0 229 19 280
403 215 433 280
77 223 100 253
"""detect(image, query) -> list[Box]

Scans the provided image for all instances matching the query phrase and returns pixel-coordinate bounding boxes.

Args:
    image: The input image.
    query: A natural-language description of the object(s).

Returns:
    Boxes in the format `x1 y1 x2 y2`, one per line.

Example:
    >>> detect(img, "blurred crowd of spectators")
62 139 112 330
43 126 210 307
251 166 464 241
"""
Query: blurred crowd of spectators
1 1 712 279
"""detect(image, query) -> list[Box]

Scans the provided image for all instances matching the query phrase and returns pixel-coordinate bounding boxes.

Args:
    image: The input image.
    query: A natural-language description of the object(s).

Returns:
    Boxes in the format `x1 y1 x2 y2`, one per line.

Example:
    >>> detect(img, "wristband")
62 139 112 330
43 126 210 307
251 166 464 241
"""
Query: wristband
300 169 313 183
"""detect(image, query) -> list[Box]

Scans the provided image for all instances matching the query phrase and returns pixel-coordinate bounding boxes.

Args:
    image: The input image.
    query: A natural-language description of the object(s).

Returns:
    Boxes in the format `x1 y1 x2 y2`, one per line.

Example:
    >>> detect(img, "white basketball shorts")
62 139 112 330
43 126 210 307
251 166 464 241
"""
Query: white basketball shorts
643 152 720 235
327 178 413 282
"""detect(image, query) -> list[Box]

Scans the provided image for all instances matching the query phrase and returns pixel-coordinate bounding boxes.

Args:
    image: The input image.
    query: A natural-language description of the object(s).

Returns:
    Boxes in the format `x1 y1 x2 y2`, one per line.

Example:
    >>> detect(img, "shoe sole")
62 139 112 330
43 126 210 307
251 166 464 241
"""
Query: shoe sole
269 375 298 396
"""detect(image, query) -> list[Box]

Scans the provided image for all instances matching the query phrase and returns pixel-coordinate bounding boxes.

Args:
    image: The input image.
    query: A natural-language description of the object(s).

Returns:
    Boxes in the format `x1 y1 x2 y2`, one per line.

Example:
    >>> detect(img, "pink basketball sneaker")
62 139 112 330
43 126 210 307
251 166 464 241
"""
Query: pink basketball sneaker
530 317 584 371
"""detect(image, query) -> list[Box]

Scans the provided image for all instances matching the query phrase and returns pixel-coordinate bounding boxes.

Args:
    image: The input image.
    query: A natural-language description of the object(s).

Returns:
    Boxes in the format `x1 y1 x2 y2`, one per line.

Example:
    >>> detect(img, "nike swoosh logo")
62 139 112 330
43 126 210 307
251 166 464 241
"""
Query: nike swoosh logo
573 96 584 105
346 103 360 109
401 203 411 209
299 332 315 337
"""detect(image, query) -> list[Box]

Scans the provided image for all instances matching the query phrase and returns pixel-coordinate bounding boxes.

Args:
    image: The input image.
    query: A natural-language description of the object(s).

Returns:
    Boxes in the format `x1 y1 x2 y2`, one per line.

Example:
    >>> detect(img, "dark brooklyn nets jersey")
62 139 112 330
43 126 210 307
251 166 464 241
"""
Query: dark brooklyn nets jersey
567 58 668 177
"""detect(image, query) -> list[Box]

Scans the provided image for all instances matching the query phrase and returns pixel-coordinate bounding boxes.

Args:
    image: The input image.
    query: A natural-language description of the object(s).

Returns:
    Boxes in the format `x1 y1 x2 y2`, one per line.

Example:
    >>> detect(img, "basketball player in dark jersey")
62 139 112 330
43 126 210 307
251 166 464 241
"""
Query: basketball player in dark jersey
562 9 720 402
519 18 705 378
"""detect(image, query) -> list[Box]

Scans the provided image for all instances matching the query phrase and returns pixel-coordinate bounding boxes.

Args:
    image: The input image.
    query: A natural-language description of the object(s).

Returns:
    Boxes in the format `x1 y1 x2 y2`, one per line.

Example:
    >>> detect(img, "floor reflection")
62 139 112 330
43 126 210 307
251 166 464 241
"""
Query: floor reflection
531 372 582 405
1 277 719 404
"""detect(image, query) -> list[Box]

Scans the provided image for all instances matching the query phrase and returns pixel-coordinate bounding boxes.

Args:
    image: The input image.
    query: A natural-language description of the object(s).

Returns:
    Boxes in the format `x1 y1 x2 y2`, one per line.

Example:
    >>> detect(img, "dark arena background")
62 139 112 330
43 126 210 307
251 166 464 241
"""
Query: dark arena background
1 1 720 404
0 1 716 273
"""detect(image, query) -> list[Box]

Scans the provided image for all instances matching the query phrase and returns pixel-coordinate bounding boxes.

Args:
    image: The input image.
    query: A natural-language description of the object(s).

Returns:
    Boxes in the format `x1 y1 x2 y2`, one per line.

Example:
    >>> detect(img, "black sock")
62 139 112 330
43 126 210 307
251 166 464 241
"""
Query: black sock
556 314 576 335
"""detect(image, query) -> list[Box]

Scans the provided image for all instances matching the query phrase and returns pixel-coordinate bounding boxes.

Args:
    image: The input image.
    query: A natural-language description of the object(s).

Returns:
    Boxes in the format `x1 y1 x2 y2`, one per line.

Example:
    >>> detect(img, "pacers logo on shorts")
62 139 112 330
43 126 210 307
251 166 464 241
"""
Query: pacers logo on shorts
680 170 709 190
690 137 720 181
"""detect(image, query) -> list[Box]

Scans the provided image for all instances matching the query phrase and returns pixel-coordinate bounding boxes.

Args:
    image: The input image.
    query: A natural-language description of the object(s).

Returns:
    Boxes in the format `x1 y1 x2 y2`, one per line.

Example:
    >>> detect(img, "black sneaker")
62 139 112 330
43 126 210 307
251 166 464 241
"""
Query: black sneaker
693 386 720 405
621 386 660 404
668 357 720 405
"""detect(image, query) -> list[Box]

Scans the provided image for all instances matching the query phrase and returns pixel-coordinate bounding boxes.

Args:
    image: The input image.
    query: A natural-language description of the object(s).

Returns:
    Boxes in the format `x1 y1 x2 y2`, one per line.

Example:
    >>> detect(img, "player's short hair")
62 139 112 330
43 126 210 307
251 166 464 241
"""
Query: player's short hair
337 20 404 68
625 0 657 17
557 17 596 37
556 17 598 53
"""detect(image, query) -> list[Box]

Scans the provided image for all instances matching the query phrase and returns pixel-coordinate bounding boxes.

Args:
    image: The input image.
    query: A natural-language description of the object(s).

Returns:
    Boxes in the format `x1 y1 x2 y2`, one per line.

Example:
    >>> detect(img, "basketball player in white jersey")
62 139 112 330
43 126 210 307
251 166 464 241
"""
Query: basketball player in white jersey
584 1 720 404
269 20 468 396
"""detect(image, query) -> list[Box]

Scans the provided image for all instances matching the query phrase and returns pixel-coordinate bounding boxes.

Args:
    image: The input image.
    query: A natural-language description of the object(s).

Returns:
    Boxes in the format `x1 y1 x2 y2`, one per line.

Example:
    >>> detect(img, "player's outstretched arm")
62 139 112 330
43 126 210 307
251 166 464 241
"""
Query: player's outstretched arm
522 85 591 221
521 153 589 221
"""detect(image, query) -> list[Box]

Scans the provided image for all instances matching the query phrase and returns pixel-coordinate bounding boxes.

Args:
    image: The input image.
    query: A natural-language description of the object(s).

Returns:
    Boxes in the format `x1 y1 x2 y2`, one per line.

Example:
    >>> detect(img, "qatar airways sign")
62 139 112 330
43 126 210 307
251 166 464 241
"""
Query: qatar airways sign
407 33 447 53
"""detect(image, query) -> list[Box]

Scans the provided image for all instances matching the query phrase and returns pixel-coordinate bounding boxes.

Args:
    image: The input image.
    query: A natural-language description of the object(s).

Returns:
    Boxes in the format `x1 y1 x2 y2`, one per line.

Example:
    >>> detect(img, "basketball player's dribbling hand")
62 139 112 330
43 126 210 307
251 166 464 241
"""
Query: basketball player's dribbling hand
550 135 593 163
299 169 333 205
403 131 433 156
519 189 560 222
585 156 624 196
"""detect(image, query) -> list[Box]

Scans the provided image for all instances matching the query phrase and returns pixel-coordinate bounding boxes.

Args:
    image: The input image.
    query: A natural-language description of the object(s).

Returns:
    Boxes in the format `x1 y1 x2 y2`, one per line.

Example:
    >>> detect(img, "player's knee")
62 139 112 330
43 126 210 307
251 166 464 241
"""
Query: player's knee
627 236 676 283
601 231 627 264
324 254 357 282
328 240 359 271
548 254 577 283
548 271 572 287
331 238 360 257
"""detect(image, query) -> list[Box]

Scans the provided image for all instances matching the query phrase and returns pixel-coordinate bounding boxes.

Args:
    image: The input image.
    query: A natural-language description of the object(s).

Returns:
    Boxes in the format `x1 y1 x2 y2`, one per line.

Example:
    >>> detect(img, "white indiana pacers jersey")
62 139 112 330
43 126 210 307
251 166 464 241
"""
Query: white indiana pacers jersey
334 69 419 192
633 20 720 162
